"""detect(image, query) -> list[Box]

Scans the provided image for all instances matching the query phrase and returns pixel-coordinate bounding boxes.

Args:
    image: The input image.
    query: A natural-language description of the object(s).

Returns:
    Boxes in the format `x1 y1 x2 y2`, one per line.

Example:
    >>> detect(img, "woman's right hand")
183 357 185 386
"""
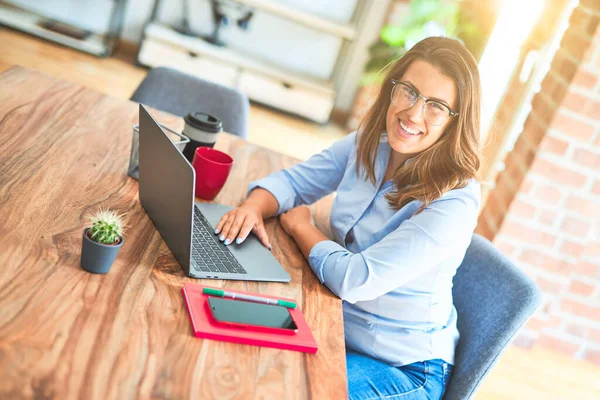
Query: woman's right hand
215 203 272 250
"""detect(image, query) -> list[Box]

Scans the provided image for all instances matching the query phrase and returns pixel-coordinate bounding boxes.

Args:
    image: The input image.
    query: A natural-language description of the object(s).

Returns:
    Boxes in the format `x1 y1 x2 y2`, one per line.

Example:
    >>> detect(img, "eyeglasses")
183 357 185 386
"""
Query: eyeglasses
390 79 458 126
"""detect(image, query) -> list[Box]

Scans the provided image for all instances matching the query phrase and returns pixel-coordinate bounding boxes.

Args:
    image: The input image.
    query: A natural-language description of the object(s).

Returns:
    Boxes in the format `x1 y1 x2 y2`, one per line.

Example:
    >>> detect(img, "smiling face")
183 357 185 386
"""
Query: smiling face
385 59 458 165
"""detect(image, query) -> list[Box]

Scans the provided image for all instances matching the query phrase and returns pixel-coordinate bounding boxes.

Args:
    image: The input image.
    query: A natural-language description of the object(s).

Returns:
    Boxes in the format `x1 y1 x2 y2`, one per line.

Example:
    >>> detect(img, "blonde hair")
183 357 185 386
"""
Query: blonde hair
356 36 482 213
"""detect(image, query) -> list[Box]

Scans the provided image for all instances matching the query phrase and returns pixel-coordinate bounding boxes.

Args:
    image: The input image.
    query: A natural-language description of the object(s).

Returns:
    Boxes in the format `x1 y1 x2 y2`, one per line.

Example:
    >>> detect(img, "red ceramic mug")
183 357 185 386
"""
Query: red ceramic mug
192 147 234 200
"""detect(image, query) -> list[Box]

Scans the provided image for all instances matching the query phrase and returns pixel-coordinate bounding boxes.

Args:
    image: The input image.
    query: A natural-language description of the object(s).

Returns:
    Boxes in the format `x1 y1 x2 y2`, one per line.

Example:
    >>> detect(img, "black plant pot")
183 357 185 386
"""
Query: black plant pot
80 228 124 274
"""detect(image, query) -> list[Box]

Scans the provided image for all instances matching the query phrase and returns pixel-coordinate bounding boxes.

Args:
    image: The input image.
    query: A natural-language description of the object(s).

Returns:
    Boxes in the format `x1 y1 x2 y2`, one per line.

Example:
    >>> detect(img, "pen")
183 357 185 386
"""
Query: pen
203 288 297 309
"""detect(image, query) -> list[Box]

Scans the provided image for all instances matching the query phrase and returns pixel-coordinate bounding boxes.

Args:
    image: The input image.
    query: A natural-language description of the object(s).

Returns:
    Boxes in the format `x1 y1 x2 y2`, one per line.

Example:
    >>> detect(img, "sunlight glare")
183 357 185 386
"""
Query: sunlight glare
478 0 546 138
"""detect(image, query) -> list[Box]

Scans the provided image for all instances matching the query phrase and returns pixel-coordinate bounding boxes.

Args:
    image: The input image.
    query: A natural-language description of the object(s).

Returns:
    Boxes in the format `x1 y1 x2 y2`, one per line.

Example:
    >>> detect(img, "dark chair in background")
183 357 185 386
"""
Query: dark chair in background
444 234 542 399
131 67 250 139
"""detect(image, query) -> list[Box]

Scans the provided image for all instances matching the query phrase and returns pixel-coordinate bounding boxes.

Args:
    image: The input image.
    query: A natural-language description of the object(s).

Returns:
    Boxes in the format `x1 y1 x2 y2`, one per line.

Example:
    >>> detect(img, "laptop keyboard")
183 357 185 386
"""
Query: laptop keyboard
192 207 247 275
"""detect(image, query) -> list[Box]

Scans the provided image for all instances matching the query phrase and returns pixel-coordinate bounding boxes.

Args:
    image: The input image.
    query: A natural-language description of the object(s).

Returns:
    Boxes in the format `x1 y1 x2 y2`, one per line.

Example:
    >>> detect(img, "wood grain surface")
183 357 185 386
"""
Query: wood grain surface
0 66 346 400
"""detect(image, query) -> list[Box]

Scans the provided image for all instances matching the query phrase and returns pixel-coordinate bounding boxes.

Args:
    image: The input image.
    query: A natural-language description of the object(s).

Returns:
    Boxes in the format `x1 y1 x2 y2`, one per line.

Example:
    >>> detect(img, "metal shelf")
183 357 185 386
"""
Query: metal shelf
139 0 369 123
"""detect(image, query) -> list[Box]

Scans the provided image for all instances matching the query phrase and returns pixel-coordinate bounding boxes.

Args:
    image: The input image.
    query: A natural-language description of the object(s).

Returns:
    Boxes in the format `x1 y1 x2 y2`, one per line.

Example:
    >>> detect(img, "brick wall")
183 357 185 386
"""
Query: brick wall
476 0 600 364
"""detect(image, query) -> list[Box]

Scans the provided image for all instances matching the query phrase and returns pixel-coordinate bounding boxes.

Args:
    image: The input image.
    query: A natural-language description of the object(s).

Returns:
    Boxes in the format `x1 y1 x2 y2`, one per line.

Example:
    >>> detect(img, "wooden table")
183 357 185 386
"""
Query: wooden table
0 66 347 400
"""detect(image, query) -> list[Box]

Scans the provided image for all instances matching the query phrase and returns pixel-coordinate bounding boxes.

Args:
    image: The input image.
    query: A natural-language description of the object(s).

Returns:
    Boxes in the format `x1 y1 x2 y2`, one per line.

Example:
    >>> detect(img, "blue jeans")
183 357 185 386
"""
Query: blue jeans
346 349 453 400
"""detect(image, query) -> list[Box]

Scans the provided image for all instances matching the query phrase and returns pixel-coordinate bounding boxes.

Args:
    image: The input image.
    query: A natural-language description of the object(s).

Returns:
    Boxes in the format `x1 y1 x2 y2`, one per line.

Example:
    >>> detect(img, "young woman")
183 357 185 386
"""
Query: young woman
215 36 482 399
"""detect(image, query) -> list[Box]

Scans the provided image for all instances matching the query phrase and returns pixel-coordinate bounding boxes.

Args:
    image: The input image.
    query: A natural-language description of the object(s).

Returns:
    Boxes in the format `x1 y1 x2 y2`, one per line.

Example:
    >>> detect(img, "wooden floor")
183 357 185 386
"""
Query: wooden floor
2 27 599 400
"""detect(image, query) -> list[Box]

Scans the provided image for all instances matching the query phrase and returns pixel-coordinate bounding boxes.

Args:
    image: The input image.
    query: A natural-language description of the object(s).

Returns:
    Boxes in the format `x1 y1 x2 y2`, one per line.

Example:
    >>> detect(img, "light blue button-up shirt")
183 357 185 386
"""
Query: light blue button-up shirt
248 131 481 367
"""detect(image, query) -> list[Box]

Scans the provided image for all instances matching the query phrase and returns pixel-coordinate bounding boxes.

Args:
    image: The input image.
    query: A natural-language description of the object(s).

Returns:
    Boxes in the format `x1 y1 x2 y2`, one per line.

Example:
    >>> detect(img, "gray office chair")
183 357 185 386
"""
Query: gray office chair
443 234 542 400
130 67 250 139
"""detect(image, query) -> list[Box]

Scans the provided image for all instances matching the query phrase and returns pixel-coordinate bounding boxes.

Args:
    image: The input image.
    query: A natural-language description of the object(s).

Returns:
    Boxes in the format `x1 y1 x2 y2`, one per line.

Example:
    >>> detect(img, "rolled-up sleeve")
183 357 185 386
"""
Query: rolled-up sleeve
308 188 480 303
248 131 357 215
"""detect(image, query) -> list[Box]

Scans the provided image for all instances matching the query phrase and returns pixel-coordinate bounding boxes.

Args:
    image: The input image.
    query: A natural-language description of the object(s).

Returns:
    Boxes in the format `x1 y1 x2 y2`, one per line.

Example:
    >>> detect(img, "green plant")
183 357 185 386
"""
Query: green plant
362 0 478 86
87 209 126 245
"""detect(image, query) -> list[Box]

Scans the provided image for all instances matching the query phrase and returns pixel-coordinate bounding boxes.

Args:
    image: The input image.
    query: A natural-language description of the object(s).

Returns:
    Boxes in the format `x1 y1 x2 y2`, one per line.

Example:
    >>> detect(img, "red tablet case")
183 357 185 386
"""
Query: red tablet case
182 283 318 354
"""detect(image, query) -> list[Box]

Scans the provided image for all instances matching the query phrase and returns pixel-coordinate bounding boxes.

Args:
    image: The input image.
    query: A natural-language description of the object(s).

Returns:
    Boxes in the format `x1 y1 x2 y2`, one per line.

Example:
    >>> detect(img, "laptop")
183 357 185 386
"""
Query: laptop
138 104 290 282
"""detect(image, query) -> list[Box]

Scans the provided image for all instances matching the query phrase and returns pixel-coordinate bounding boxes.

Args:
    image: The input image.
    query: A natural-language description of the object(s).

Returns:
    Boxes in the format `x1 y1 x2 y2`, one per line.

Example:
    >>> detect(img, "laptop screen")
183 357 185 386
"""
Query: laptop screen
138 104 195 275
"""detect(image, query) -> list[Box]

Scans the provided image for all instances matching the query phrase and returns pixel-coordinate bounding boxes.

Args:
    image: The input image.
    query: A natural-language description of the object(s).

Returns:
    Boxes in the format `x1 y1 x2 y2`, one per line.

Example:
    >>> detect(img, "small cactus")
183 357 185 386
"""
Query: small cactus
87 209 126 245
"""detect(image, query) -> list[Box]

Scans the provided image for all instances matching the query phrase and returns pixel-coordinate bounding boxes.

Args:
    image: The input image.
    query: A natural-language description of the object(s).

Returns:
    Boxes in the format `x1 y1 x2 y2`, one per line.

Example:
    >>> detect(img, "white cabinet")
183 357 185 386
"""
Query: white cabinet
238 70 333 123
138 0 370 123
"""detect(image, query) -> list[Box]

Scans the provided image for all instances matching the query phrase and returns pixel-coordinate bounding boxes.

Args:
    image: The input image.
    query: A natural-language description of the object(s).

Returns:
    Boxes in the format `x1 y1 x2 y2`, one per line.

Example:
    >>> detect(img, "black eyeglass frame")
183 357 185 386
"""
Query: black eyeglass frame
390 79 459 124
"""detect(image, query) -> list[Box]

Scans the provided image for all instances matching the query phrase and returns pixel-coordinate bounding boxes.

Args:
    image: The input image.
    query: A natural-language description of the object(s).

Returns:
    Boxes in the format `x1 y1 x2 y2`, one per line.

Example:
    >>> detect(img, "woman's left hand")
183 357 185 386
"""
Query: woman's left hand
280 206 314 237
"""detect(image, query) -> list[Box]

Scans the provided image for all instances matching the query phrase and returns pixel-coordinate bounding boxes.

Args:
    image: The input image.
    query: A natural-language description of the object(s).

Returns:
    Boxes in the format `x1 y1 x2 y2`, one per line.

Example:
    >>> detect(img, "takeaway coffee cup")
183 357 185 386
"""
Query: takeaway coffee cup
192 147 234 200
182 112 223 162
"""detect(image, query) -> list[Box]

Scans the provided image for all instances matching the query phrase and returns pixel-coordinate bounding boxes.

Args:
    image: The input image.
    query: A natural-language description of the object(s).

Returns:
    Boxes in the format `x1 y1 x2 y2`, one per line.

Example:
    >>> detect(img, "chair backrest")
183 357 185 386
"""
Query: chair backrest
130 67 250 139
443 234 542 400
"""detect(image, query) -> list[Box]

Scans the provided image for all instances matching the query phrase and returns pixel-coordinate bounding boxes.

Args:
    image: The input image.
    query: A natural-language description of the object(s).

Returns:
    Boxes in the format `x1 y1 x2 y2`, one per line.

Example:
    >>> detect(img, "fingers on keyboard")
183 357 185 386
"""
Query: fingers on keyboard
215 212 232 235
236 219 255 244
223 215 246 245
